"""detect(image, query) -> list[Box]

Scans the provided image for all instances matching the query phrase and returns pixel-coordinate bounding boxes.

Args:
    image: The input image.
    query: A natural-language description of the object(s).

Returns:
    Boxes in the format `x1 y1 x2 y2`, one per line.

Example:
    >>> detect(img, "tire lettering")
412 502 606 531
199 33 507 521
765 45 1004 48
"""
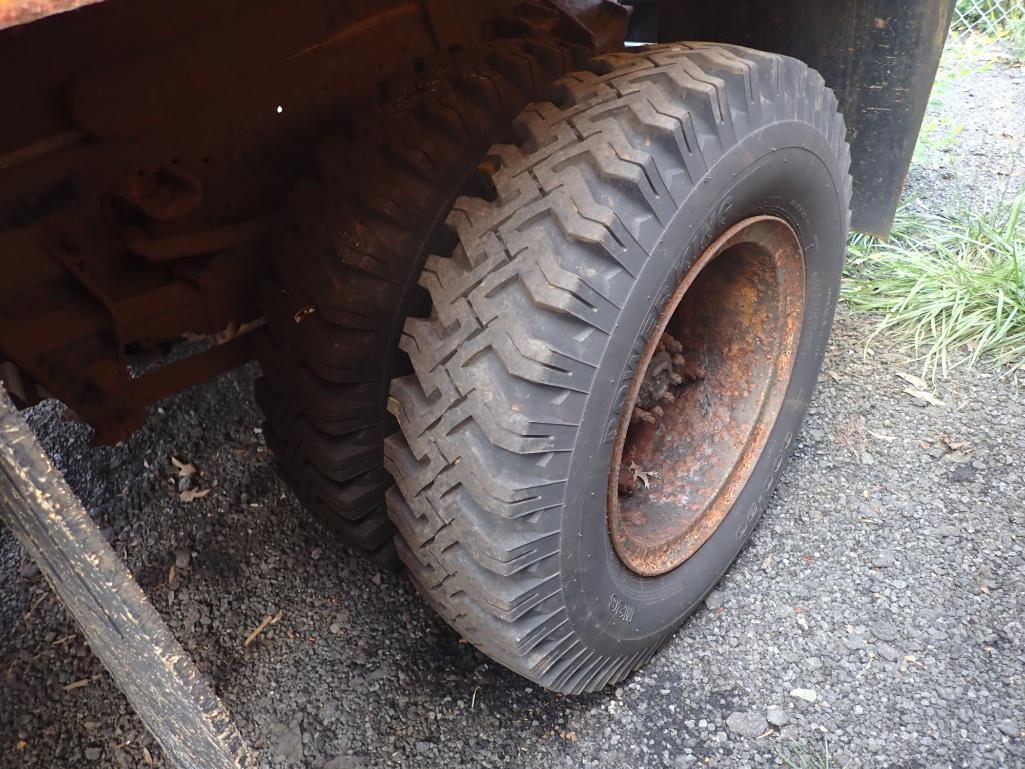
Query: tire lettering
609 594 635 623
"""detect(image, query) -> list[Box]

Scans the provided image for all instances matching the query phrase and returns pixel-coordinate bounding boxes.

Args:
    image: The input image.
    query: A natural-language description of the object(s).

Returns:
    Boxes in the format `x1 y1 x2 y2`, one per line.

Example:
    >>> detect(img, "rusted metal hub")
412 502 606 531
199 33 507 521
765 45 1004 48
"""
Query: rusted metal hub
608 216 806 576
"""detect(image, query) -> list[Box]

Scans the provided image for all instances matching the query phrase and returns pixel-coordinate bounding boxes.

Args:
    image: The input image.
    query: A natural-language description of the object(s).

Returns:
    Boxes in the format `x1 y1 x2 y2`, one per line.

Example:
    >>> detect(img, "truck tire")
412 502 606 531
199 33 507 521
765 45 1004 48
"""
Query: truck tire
385 43 851 692
255 40 589 568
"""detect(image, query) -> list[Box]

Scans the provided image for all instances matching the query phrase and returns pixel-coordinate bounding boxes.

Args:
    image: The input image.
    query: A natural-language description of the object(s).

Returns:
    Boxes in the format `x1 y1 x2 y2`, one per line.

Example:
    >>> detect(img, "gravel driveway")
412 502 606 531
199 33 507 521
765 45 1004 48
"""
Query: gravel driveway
2 38 1024 769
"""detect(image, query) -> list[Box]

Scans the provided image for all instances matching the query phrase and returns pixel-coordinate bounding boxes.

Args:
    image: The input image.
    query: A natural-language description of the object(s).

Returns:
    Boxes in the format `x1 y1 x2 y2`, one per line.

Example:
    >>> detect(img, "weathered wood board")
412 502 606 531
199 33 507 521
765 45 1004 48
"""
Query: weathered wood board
0 387 254 769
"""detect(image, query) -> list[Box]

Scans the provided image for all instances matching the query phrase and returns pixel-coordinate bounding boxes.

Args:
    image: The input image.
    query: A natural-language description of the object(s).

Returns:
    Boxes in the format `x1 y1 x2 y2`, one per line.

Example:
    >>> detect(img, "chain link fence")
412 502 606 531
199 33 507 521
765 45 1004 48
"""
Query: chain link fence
953 0 1025 37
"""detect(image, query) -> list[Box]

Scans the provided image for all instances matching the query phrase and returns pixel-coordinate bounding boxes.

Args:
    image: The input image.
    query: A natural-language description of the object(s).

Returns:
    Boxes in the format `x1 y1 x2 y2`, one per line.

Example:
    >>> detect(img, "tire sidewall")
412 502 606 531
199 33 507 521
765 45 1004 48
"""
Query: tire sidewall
560 119 847 655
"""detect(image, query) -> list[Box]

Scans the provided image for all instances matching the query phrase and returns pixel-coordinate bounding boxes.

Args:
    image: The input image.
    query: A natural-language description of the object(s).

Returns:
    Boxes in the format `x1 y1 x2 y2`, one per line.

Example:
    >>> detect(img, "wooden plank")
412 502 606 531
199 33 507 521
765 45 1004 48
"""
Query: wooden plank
0 387 255 769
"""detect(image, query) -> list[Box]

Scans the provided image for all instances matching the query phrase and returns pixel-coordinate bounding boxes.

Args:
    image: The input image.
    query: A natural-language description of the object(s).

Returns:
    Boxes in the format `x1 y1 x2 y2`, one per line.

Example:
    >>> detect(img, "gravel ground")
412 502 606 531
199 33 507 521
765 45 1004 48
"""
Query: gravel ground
2 38 1025 769
904 36 1025 211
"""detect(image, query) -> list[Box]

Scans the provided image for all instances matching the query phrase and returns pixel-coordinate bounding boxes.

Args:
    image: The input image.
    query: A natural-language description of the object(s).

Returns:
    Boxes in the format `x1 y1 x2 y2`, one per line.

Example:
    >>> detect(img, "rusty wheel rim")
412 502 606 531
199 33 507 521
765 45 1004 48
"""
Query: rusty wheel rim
607 216 806 577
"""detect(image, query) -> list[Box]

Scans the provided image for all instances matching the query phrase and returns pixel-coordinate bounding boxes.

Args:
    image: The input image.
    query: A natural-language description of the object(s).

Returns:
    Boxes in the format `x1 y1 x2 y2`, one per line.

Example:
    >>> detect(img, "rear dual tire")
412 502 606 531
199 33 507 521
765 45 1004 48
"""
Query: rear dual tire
384 43 851 693
255 40 590 568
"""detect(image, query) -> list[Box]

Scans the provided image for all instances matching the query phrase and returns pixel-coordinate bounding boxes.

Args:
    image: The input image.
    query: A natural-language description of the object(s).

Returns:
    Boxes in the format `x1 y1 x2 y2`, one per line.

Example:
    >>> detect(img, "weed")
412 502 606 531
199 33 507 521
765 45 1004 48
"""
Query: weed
777 738 849 769
845 192 1025 379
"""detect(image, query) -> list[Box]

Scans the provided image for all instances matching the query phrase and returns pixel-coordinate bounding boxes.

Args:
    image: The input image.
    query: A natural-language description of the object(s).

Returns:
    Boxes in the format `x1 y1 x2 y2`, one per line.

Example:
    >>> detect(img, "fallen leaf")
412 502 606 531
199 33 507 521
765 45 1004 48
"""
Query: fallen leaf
897 371 929 390
761 554 773 572
170 456 196 478
142 747 153 766
560 731 577 742
15 740 27 751
180 487 211 502
903 387 944 407
628 461 660 489
167 563 177 583
63 678 91 691
940 434 971 452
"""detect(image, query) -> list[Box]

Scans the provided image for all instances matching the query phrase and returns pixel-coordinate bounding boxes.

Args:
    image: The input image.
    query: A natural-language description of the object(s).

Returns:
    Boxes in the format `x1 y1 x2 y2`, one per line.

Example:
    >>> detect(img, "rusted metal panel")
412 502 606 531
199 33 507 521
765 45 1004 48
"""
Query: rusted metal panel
0 386 255 769
658 0 956 236
0 0 102 30
0 0 625 442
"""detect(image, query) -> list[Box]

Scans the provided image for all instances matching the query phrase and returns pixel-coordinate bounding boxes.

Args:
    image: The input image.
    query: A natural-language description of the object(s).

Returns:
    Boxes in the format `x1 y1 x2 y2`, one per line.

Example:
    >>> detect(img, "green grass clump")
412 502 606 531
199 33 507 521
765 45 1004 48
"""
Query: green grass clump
777 739 848 769
845 193 1025 379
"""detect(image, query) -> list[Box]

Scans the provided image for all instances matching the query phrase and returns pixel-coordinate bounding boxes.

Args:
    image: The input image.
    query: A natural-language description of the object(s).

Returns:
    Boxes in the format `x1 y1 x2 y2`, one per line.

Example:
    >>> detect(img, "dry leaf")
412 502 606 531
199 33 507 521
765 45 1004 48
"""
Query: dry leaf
180 487 211 502
142 747 154 766
15 740 27 751
168 563 177 583
170 456 196 478
940 434 971 452
629 461 660 488
561 731 578 742
761 553 773 572
904 387 944 407
897 372 929 390
63 678 91 691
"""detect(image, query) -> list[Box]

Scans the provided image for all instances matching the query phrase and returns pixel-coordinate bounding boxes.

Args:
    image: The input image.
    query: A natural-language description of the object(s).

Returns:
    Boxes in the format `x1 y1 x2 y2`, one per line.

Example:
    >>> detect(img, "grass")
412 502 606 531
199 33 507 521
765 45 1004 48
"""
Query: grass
845 14 1025 382
844 191 1025 379
777 739 849 769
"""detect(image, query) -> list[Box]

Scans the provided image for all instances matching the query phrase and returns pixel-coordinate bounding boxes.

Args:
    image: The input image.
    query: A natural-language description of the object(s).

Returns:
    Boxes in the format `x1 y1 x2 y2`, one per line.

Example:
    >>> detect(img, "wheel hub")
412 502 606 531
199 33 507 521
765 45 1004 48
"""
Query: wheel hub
607 216 806 576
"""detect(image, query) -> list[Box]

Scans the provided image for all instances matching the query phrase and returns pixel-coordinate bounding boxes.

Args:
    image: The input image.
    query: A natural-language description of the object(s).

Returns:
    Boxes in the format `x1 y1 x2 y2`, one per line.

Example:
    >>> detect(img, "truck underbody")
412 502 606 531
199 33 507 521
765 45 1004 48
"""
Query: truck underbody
0 0 951 444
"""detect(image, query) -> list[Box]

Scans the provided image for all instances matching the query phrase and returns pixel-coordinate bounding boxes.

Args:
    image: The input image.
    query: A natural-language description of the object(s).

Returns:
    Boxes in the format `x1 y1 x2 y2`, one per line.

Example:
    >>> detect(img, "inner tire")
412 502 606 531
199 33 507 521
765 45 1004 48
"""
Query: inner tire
254 39 590 569
385 43 851 693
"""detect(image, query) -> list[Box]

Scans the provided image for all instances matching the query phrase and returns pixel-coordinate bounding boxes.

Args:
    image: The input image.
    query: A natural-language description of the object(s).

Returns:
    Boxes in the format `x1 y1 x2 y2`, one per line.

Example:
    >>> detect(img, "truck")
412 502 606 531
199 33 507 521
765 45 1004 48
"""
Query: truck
0 1 954 767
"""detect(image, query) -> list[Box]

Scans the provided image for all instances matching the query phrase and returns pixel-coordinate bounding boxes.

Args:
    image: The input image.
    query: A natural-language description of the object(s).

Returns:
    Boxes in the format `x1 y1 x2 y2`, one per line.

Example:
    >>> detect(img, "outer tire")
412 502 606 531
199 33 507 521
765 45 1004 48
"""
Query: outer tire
385 43 852 692
255 40 590 568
